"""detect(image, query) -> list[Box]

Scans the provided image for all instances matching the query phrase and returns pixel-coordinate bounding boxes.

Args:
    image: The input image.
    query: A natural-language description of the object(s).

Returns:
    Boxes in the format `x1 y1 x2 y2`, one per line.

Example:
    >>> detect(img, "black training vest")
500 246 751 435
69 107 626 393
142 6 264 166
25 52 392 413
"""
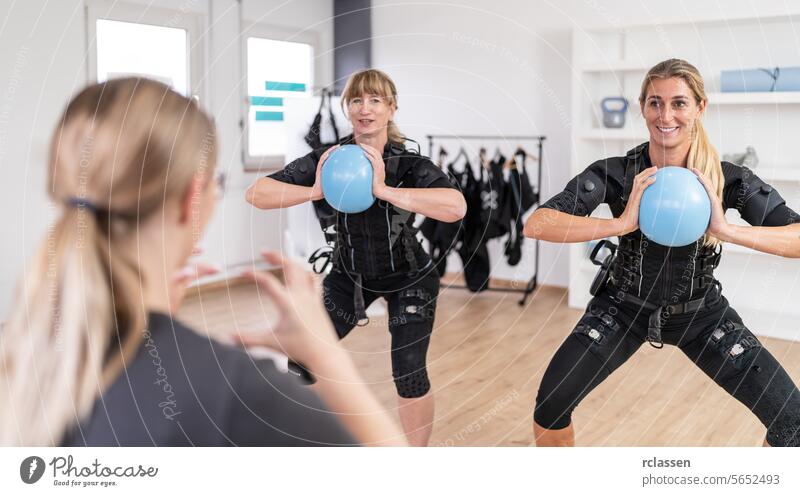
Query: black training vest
606 143 721 307
316 142 431 279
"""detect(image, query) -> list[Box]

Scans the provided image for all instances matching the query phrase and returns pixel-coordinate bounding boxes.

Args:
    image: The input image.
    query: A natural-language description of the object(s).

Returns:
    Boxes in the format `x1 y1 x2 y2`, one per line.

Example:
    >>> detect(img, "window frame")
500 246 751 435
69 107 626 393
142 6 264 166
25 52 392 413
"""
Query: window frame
85 0 206 102
240 21 319 172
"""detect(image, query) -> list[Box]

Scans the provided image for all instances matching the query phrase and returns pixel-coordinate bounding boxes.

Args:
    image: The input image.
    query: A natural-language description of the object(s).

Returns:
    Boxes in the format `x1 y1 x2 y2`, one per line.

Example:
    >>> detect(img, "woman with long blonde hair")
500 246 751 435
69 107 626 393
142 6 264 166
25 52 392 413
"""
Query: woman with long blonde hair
246 69 467 446
0 77 406 447
525 59 800 447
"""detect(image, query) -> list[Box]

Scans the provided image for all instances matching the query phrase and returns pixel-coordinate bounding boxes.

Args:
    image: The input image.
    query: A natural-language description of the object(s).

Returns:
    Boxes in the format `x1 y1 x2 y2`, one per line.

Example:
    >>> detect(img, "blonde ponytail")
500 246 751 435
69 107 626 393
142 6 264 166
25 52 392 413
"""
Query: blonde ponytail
0 208 117 445
688 119 723 247
0 78 216 446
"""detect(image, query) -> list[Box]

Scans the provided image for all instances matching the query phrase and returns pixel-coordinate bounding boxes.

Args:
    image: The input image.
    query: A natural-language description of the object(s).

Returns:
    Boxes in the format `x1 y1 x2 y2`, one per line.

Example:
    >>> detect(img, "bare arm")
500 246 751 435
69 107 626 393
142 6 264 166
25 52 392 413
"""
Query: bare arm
524 165 658 243
693 167 800 258
377 186 466 223
245 145 338 210
718 223 800 258
524 208 624 243
245 176 319 210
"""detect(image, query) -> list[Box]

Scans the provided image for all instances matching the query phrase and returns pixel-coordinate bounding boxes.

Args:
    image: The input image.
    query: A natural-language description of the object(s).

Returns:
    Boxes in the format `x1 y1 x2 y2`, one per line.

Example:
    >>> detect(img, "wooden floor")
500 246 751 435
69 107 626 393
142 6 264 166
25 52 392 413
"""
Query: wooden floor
178 278 800 447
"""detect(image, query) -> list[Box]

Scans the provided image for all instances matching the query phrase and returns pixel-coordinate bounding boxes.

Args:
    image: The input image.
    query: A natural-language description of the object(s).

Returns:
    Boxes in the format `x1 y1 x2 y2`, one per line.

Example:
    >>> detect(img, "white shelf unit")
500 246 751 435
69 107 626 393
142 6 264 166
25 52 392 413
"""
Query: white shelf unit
707 91 800 105
570 16 800 341
579 61 651 73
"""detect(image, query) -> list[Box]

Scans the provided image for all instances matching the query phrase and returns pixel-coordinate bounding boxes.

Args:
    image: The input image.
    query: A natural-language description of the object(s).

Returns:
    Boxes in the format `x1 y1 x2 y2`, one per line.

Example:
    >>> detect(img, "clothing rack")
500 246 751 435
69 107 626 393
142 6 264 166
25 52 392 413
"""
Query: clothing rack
425 134 546 306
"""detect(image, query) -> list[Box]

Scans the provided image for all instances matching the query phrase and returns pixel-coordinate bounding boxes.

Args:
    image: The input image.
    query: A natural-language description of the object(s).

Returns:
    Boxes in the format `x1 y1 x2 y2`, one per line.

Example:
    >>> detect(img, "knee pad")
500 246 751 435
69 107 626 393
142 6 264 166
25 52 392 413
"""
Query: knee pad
533 390 574 431
390 322 431 398
394 369 430 398
766 397 800 447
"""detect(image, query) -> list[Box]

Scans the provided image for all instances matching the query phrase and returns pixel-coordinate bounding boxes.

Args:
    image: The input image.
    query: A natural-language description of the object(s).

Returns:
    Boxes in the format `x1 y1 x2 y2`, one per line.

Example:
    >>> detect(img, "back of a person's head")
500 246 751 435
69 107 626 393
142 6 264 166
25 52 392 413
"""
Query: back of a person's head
0 77 217 446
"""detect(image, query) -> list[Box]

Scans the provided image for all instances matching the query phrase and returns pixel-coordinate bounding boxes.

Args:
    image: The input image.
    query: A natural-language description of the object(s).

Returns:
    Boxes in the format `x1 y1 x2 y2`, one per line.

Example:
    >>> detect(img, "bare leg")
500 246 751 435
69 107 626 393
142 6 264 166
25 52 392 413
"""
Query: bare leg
398 391 434 446
534 421 575 447
763 437 771 447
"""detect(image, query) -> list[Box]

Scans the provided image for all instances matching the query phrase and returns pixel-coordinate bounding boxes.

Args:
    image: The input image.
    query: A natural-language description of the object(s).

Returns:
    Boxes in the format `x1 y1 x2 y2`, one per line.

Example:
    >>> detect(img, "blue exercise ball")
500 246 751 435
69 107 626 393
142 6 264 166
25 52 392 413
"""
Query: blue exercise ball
321 144 375 213
639 166 711 247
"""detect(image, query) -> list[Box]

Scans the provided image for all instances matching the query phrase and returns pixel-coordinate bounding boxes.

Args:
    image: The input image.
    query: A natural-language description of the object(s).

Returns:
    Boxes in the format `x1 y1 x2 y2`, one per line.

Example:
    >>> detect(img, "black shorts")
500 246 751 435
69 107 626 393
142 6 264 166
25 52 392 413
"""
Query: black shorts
322 269 440 398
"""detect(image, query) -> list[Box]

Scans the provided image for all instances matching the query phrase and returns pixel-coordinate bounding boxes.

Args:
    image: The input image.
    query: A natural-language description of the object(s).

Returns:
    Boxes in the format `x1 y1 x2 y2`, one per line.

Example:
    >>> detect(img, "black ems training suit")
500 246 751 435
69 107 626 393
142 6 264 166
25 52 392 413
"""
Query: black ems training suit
533 142 800 446
269 139 455 398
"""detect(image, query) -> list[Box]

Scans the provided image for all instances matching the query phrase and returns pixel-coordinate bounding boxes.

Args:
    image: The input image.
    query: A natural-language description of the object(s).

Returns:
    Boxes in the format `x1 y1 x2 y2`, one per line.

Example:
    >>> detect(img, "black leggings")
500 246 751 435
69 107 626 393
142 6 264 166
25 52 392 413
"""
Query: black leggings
322 269 439 398
534 291 800 446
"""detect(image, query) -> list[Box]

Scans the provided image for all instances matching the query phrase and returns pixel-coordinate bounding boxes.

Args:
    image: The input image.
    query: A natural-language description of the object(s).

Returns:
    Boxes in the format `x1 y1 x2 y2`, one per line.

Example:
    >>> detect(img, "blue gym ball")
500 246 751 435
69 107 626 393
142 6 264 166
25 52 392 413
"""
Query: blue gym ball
639 166 711 247
321 144 375 213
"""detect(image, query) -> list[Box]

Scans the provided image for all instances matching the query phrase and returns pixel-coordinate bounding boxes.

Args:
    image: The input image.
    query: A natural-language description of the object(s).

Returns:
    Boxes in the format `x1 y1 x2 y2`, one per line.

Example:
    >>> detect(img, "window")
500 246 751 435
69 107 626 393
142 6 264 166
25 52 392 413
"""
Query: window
95 19 188 95
86 0 204 99
244 35 315 168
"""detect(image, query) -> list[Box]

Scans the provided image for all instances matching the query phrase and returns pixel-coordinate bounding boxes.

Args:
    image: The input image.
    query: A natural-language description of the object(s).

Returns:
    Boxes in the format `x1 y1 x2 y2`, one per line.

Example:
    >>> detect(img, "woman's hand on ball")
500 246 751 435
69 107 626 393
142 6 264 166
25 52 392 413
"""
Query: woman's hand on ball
360 143 388 198
691 167 729 239
616 166 658 236
311 145 339 201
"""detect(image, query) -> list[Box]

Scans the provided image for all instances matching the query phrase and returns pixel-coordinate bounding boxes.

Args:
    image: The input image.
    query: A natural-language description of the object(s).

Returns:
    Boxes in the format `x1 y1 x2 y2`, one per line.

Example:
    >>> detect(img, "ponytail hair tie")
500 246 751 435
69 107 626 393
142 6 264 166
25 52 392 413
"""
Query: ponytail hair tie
65 197 98 215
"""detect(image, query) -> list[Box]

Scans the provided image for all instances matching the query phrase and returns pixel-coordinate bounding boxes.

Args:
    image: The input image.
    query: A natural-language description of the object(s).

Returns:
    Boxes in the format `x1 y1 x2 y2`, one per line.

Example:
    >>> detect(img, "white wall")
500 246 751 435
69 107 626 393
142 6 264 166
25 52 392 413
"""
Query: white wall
0 0 334 319
0 0 88 319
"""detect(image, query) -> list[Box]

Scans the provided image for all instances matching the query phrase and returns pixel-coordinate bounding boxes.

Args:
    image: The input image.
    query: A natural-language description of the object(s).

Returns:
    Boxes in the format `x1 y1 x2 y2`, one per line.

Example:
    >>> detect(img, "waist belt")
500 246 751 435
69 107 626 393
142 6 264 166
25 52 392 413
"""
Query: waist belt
609 281 722 349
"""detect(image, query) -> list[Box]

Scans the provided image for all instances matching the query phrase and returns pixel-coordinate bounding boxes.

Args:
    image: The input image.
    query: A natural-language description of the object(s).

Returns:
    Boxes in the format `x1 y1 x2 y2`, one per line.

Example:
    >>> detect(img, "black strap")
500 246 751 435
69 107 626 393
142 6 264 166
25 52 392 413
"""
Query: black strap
385 153 402 187
308 246 333 274
325 90 340 143
403 227 419 274
621 143 647 207
385 148 421 273
304 89 340 149
647 308 666 349
353 273 369 326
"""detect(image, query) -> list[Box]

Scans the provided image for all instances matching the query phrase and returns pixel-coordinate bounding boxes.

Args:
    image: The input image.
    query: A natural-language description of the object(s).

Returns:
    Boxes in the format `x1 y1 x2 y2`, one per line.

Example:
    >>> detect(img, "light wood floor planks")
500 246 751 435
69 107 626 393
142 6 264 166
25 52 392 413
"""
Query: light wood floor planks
178 279 800 446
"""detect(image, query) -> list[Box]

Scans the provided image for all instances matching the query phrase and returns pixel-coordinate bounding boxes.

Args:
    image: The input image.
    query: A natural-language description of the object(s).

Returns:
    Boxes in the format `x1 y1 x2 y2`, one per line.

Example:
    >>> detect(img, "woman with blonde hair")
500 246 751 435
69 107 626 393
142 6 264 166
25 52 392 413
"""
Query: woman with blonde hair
0 77 406 447
247 69 467 446
525 58 800 447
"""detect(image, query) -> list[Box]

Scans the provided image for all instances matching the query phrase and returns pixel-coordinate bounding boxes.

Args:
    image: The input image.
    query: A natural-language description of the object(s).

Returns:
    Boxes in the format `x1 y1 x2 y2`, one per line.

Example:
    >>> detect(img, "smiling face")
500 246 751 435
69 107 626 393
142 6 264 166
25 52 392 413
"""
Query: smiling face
641 77 706 151
346 92 395 139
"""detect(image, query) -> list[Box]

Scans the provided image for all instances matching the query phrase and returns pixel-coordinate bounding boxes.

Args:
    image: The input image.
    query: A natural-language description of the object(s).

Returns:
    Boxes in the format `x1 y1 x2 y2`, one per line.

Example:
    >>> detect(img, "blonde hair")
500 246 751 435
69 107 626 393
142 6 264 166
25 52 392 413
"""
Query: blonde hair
0 78 217 446
639 58 721 247
341 69 406 145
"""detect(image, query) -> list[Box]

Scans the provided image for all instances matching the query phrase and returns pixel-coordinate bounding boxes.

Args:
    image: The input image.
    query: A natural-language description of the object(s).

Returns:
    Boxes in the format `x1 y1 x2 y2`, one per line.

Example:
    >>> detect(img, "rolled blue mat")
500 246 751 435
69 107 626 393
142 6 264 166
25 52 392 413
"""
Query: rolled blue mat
721 68 779 92
775 67 800 92
721 66 800 93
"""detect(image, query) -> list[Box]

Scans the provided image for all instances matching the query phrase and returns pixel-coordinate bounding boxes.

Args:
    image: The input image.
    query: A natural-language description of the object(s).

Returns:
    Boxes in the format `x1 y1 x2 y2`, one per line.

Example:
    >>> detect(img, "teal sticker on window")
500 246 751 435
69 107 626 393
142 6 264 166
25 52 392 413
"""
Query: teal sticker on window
255 111 284 121
265 81 306 92
250 96 283 106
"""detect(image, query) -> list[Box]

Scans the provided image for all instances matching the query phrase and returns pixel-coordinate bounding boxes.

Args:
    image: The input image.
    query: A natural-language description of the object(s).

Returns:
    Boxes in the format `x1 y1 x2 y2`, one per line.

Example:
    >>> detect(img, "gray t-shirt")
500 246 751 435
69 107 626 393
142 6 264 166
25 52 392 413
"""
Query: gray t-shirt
61 312 355 446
